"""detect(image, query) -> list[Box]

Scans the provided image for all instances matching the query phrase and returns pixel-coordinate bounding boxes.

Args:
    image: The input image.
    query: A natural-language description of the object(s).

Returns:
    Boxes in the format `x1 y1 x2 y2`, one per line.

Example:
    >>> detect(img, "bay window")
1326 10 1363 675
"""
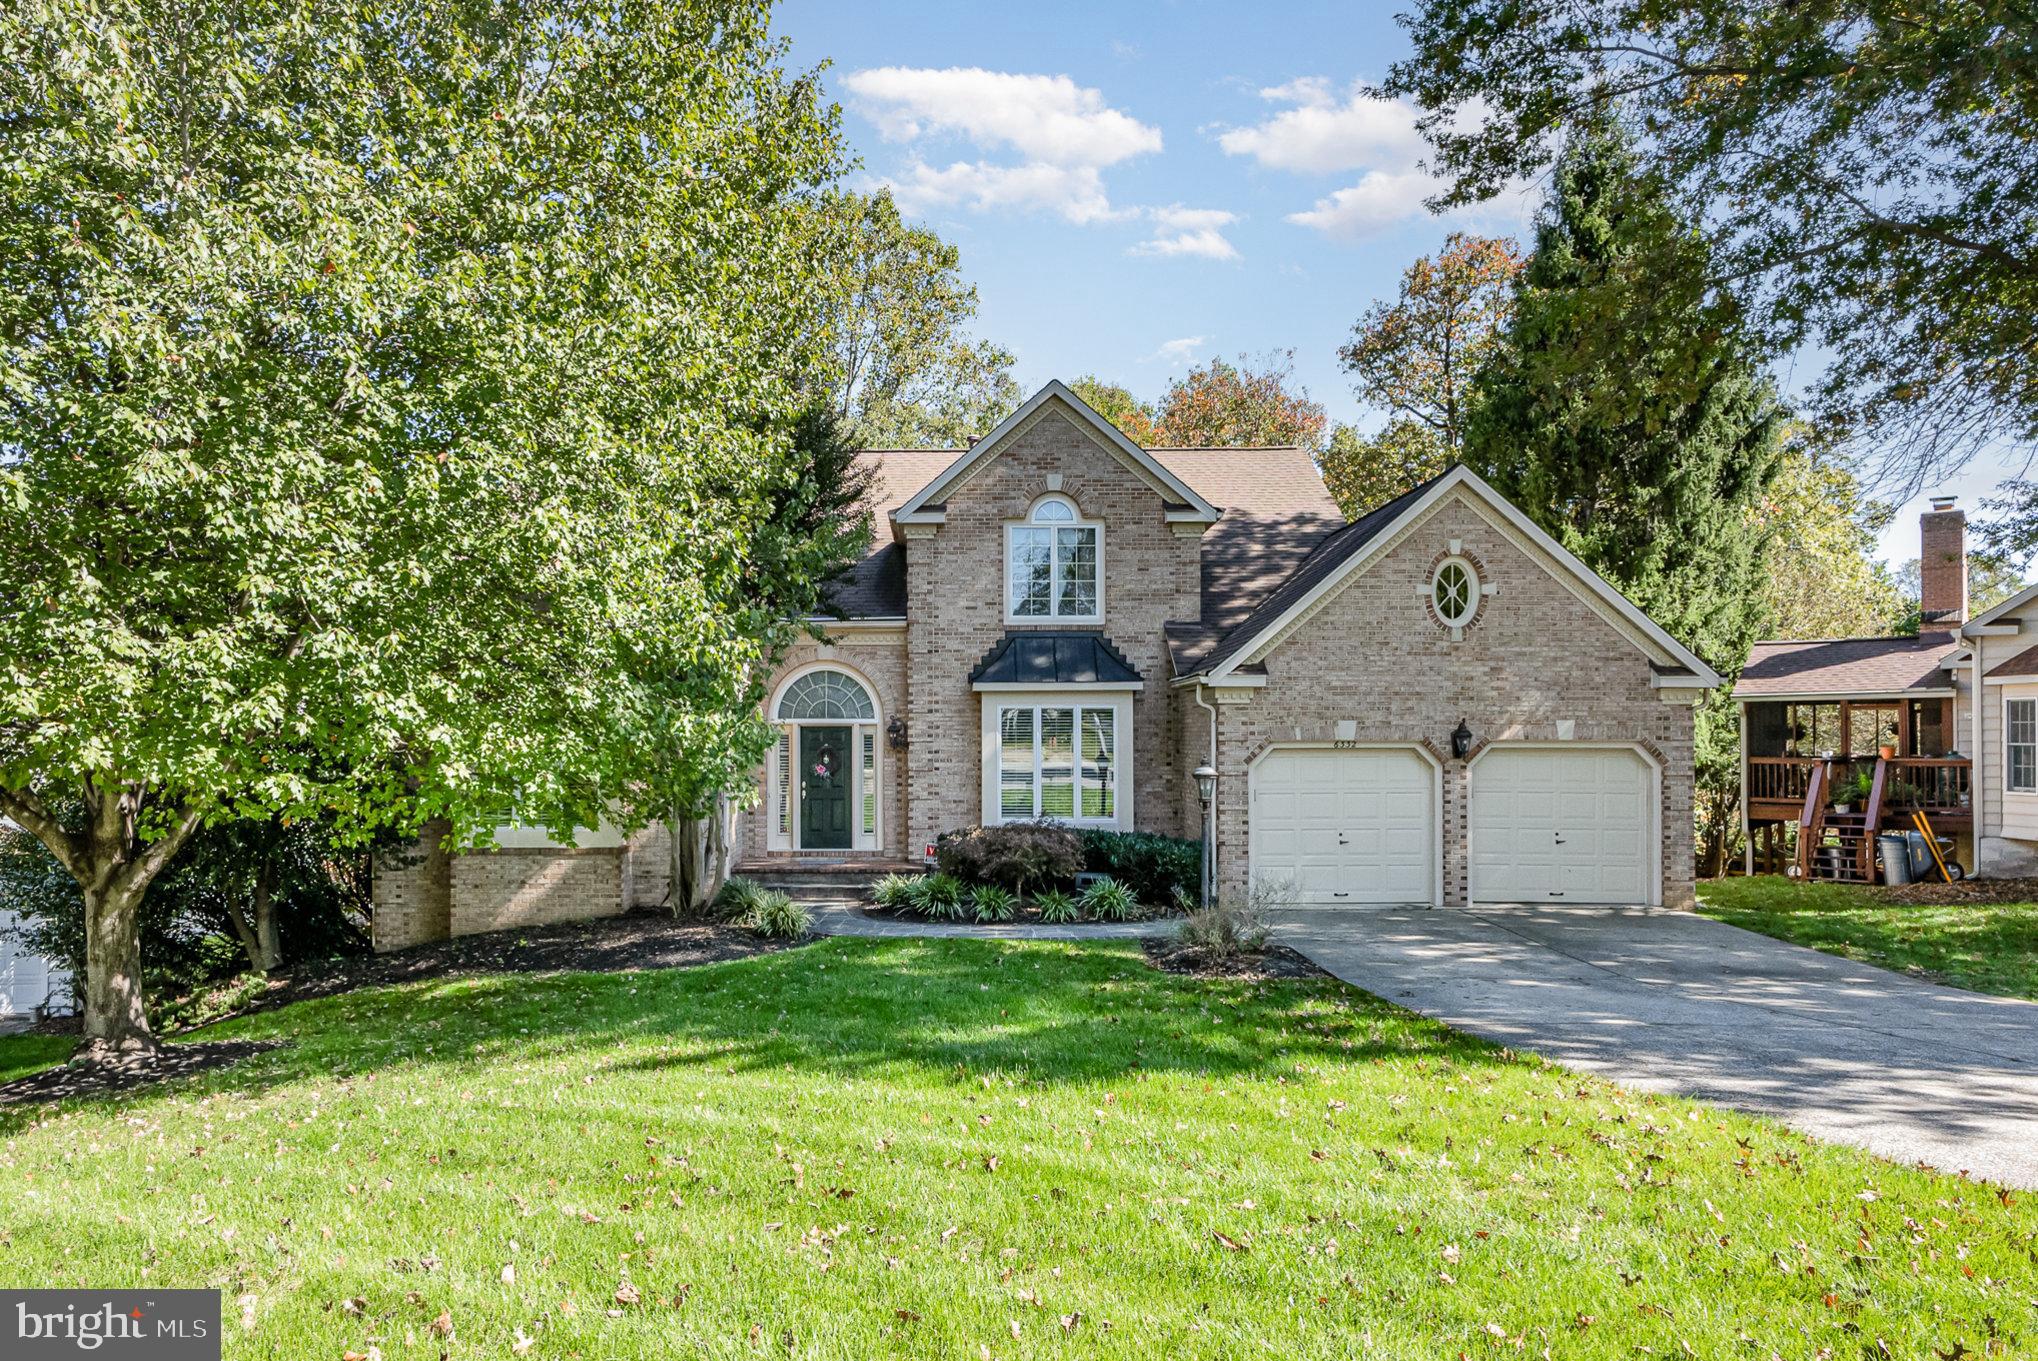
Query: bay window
991 700 1122 825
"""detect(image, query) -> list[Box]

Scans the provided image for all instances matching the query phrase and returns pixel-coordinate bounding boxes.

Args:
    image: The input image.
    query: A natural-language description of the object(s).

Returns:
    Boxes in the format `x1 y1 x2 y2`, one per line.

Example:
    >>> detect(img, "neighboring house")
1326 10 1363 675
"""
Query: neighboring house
0 821 73 1027
374 381 1718 949
1735 499 1985 881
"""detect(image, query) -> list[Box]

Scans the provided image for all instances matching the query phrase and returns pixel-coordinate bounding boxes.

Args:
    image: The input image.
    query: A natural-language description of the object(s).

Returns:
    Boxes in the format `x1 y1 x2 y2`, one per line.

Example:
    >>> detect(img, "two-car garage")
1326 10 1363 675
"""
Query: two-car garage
1249 744 1658 906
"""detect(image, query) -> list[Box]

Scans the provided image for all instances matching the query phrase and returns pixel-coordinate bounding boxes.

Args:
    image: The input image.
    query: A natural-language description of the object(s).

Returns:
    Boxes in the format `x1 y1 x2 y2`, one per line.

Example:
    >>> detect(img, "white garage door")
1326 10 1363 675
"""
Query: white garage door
1251 747 1435 905
0 913 69 1021
1470 747 1654 904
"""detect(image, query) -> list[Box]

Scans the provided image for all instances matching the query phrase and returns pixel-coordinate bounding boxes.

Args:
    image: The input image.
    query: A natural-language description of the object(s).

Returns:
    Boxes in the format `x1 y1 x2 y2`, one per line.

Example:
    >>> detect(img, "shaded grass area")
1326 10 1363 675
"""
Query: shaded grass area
1699 876 2038 1000
0 1033 73 1084
0 937 2032 1359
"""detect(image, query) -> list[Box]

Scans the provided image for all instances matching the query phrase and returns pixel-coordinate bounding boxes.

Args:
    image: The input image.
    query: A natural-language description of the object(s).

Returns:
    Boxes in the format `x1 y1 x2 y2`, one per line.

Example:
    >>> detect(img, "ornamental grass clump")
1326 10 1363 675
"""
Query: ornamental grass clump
1079 876 1140 922
871 873 920 911
1034 889 1081 924
971 884 1016 923
743 890 812 941
914 873 969 922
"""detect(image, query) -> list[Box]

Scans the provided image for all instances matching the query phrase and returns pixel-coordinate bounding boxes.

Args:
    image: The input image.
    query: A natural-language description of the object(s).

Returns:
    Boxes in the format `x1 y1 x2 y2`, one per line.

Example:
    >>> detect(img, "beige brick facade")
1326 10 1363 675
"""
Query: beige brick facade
1203 489 1696 908
901 405 1202 850
371 391 1703 950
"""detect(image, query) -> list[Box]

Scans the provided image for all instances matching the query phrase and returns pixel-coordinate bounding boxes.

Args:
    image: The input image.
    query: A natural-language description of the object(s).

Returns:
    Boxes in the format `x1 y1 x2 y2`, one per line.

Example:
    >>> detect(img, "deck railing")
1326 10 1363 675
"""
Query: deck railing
1881 756 1972 812
1750 754 1970 816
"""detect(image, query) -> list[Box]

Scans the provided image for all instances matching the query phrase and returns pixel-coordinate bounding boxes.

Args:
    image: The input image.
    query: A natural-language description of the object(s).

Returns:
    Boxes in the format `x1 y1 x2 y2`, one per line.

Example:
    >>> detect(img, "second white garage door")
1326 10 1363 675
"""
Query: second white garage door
1251 747 1436 905
1470 747 1654 904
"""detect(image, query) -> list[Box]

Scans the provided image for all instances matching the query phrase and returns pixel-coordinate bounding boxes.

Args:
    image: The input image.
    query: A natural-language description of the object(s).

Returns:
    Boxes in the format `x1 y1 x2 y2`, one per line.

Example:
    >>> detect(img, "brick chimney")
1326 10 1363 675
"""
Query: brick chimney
1919 495 1967 626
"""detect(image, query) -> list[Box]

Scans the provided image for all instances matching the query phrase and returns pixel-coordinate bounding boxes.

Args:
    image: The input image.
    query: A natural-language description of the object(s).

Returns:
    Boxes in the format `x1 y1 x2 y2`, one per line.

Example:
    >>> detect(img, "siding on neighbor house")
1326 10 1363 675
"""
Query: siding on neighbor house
900 404 1204 852
1205 488 1697 909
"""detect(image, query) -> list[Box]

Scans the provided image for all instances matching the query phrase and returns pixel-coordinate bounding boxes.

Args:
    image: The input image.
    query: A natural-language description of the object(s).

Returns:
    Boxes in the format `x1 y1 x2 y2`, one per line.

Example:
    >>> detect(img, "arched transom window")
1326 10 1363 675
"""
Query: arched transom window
774 669 876 722
1007 495 1100 621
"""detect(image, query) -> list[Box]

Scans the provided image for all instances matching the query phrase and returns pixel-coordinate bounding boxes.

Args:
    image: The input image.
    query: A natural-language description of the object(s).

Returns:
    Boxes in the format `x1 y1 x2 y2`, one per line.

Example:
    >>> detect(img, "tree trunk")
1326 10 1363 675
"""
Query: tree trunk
80 878 155 1055
667 795 734 919
224 850 282 973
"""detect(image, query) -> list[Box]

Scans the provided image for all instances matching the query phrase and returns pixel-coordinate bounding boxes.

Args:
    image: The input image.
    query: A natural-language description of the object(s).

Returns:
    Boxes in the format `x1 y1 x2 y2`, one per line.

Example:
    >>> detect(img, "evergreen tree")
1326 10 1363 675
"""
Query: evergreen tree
1464 123 1787 873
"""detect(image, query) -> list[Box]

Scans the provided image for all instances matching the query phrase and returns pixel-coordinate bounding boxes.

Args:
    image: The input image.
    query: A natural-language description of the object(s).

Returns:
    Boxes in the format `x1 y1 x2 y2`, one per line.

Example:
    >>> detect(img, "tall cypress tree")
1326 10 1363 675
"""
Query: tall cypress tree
1464 122 1786 871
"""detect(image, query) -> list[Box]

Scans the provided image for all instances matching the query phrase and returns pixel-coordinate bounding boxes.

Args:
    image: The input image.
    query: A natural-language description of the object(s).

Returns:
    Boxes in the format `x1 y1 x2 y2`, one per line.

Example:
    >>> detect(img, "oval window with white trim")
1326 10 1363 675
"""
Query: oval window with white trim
1432 558 1479 627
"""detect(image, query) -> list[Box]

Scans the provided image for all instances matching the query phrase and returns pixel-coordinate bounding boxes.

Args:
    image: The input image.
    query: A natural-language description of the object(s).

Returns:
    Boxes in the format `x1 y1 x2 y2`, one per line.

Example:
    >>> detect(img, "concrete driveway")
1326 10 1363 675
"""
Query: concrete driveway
1270 905 2038 1187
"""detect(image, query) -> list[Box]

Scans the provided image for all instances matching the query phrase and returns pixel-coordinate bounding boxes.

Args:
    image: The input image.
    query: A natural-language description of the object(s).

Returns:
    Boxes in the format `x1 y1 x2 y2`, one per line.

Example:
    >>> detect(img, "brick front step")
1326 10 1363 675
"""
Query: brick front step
731 856 924 903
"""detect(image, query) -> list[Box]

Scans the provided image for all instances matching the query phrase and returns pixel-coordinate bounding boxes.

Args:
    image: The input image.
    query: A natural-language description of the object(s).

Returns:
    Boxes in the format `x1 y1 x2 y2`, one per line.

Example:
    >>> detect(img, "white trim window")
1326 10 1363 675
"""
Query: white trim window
766 665 883 852
2009 697 2037 793
1432 556 1479 627
985 696 1127 826
1007 496 1101 621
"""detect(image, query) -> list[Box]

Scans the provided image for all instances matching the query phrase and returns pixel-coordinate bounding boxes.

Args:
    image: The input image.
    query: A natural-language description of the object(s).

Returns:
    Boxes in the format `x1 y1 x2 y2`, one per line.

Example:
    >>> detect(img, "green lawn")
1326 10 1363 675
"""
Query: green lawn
0 1033 73 1084
1699 876 2038 1001
1 939 2032 1358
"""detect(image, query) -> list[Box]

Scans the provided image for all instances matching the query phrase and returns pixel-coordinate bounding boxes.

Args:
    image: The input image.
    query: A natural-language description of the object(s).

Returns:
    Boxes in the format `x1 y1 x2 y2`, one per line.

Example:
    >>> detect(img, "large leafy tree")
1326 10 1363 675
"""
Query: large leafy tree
0 0 844 1051
1069 376 1160 446
1755 449 1907 641
1327 233 1522 513
1151 353 1328 450
812 189 1019 448
1387 1 2038 488
1464 125 1786 875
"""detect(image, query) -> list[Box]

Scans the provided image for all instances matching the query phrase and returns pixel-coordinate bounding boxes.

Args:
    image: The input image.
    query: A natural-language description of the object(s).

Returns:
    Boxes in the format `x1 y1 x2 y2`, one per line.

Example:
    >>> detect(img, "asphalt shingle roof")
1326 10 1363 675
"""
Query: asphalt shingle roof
1731 631 1962 698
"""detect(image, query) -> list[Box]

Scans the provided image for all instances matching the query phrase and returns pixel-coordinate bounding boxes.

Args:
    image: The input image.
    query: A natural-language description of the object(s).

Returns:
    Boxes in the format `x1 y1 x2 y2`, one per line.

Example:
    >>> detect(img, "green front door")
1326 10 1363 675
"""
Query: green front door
799 725 853 850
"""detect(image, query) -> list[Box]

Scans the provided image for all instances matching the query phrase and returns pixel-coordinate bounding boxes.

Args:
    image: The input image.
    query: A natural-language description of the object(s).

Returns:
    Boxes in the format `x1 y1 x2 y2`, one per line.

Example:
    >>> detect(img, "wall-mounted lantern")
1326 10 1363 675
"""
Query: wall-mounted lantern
1451 719 1474 761
887 717 909 751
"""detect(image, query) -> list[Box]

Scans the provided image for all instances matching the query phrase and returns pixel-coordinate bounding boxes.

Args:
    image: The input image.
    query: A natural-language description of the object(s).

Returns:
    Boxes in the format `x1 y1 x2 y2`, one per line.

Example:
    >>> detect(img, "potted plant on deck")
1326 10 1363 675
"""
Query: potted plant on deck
1832 769 1876 816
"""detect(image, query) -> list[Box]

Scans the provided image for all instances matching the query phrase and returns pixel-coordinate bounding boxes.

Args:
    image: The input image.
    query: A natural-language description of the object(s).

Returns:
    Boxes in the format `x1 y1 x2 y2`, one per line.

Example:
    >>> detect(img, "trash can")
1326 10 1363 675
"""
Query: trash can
1878 833 1913 885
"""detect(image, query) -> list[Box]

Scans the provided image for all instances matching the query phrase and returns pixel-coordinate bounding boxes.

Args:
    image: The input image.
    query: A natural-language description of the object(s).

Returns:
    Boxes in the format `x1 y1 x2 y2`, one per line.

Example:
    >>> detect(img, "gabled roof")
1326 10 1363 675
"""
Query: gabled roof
1149 447 1346 638
891 381 1220 530
1177 464 1723 688
1968 580 2038 631
1987 642 2038 678
968 631 1143 688
1732 632 1961 698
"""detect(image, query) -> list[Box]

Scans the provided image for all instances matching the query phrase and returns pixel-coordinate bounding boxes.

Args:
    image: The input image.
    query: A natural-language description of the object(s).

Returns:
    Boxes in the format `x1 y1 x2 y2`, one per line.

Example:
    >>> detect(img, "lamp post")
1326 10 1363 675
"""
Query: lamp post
1193 764 1217 909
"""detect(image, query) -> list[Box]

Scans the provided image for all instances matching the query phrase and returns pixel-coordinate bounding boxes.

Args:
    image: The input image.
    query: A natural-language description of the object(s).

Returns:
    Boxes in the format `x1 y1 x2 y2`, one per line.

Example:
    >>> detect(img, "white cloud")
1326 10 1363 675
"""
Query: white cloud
1133 205 1240 261
1152 335 1206 367
1285 169 1439 241
1217 79 1429 177
844 66 1161 224
1218 77 1454 240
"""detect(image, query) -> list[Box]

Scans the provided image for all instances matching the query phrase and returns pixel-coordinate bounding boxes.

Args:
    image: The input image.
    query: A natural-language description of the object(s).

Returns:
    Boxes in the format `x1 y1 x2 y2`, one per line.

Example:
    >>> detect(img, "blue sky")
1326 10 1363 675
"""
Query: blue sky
776 0 2022 569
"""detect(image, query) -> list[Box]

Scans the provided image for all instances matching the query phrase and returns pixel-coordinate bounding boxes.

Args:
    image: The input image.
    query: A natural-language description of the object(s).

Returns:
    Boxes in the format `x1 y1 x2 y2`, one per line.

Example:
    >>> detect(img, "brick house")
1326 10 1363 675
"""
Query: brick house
373 381 1718 948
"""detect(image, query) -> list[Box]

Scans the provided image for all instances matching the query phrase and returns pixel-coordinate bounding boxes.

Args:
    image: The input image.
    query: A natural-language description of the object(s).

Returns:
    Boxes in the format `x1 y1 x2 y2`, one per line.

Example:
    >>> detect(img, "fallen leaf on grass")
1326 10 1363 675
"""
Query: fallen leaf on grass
614 1282 641 1307
1212 1231 1249 1252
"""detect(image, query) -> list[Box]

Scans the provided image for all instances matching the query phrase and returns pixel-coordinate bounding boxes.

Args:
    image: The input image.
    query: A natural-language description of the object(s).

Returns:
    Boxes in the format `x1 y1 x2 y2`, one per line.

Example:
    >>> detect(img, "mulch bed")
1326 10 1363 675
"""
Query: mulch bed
0 1040 286 1107
0 914 791 1106
258 912 792 1011
1142 936 1330 981
1844 878 2038 907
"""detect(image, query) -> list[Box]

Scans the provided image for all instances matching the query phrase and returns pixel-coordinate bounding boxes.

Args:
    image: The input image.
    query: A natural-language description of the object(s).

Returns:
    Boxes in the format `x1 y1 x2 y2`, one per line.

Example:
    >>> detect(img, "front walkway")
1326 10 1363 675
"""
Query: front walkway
1269 904 2038 1187
810 904 1178 942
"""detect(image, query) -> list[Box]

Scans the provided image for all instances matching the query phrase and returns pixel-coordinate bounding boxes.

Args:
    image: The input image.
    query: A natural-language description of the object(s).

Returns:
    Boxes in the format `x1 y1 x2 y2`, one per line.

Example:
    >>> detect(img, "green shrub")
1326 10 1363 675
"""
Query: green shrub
871 873 920 910
1034 889 1081 925
1079 875 1140 922
713 876 771 923
1077 829 1200 908
971 884 1016 923
743 889 812 941
915 873 968 922
936 823 1083 892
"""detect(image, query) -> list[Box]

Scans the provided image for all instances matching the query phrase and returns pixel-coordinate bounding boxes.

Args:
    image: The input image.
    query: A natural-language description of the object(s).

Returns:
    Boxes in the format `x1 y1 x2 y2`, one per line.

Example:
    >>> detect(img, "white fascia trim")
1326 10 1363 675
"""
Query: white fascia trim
806 616 908 628
1205 466 1723 687
972 680 1144 693
1965 622 2022 636
1168 672 1267 688
1649 673 1705 689
892 381 1221 525
1967 580 2038 629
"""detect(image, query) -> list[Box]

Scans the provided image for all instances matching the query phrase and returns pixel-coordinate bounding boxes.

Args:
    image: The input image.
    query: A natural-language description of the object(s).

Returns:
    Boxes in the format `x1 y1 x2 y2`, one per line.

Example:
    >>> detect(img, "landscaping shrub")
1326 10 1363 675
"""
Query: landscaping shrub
1077 829 1200 907
1079 875 1140 922
871 873 920 911
935 823 1083 892
971 884 1016 923
1034 889 1081 925
742 890 812 941
713 876 771 923
1178 897 1270 961
915 873 969 922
